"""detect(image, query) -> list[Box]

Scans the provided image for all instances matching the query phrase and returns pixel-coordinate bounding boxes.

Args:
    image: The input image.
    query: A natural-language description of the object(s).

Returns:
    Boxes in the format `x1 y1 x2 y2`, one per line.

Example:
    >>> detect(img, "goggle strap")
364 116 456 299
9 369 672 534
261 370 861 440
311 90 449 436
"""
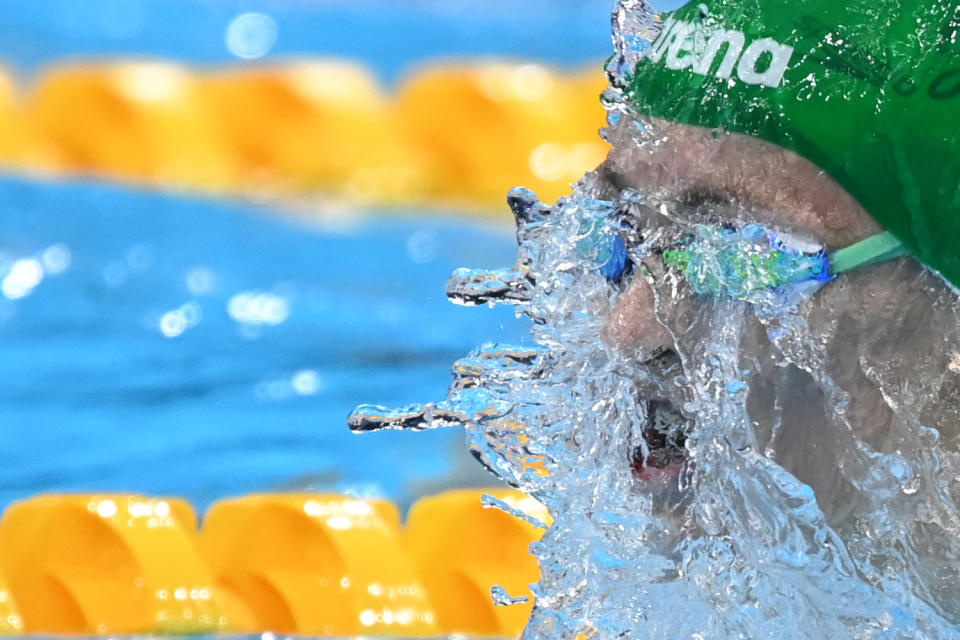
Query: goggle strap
828 231 908 276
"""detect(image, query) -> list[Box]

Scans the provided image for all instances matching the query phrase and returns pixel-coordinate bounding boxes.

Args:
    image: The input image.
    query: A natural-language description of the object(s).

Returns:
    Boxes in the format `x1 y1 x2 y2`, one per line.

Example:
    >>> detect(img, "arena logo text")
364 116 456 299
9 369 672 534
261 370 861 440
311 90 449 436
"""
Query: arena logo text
646 16 794 88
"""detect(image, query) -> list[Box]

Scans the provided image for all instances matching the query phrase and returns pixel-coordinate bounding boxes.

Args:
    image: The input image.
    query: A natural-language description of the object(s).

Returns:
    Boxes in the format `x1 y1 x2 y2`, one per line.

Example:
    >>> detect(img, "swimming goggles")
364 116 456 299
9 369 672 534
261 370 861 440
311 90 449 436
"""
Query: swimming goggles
586 202 908 301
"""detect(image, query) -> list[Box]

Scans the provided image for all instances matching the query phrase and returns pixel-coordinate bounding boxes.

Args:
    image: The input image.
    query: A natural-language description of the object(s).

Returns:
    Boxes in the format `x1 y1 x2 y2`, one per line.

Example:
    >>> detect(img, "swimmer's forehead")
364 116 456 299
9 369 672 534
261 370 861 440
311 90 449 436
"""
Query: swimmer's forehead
599 118 881 248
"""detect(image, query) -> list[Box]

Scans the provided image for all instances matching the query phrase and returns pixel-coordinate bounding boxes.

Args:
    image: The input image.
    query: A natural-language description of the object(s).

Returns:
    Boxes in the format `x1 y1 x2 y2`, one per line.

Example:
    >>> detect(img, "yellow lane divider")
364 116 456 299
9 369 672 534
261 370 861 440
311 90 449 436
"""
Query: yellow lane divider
0 495 223 634
0 71 25 168
203 61 431 205
27 62 236 192
0 570 21 634
404 489 550 637
396 64 609 209
0 60 608 212
0 490 545 636
200 493 436 636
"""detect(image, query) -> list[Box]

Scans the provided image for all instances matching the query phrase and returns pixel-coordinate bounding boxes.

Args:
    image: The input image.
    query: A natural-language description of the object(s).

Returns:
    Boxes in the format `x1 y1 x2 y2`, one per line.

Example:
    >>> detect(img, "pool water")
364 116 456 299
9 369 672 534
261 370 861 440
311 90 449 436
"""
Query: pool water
0 0 613 83
0 174 528 511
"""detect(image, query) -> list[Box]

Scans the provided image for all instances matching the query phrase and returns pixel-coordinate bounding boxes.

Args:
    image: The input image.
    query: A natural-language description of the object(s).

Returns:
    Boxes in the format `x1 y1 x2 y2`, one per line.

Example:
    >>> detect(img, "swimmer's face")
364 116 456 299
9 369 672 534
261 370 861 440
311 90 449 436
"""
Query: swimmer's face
596 117 942 522
599 117 881 354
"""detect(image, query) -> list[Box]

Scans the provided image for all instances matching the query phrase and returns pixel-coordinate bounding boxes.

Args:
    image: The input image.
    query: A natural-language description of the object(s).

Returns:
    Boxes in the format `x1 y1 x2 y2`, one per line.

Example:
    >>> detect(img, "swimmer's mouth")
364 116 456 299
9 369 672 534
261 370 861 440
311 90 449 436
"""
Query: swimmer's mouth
631 399 691 483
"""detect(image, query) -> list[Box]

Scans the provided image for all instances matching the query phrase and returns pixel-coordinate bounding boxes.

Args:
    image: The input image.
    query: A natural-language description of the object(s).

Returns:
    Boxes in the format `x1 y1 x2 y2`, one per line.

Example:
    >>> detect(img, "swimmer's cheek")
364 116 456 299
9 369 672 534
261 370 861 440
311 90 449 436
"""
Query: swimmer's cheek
605 276 672 353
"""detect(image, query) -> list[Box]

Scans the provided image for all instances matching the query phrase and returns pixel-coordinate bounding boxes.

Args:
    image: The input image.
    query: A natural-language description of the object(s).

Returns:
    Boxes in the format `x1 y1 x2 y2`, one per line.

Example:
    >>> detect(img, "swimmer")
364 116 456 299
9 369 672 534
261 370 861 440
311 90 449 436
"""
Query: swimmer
605 123 910 506
598 0 960 550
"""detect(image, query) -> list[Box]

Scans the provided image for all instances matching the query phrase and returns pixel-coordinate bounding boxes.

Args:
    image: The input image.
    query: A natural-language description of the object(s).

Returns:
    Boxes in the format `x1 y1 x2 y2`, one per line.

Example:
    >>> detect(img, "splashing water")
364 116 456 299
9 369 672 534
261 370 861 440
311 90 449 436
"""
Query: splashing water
351 2 960 638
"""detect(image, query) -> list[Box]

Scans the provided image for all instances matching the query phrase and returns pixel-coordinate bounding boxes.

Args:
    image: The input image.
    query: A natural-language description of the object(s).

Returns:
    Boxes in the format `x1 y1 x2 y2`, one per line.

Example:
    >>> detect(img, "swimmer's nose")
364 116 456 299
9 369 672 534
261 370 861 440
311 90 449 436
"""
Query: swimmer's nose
606 275 672 353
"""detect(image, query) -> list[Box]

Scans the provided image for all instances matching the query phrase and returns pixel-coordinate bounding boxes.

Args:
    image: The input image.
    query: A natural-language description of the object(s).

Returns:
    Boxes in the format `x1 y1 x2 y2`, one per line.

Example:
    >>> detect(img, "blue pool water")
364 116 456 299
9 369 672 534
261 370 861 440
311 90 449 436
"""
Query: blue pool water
0 0 614 84
0 175 528 511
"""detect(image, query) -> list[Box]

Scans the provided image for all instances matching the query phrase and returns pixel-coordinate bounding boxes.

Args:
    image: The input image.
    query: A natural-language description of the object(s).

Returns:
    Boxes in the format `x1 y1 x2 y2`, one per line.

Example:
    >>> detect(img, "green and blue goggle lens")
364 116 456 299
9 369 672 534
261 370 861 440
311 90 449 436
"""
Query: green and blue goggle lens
583 204 907 301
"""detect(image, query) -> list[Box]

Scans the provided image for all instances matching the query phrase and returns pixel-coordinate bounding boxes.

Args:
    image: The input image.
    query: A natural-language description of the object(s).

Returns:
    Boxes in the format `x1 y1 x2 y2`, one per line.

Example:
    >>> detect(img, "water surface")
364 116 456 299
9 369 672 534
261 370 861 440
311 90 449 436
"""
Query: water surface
0 174 527 511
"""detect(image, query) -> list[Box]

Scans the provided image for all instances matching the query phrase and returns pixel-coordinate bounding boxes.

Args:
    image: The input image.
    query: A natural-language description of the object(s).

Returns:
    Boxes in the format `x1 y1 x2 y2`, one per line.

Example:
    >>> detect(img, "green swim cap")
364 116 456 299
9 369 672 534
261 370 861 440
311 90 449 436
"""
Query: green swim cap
621 0 960 288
